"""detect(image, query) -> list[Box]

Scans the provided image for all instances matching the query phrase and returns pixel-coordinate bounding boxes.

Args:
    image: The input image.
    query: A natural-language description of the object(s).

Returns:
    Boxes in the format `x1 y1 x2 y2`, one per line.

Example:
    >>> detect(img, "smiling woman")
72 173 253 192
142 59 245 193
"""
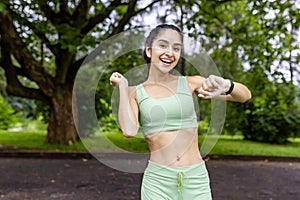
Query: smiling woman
109 24 251 200
145 35 182 73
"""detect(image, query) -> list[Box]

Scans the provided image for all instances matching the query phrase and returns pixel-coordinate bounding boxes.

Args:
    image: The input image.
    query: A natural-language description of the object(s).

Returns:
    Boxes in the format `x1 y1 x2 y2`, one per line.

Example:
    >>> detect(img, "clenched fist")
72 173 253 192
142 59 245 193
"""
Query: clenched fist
109 72 128 87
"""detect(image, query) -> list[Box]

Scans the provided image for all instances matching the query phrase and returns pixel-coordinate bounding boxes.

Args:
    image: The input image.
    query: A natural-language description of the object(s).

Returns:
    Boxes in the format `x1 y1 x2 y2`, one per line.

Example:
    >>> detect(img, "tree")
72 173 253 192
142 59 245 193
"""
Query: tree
0 0 160 144
177 0 300 142
1 0 299 145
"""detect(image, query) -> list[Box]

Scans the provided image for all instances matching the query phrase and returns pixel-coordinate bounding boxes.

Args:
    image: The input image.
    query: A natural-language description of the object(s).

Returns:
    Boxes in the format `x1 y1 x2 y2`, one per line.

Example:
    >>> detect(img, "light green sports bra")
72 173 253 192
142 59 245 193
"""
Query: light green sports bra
136 76 198 137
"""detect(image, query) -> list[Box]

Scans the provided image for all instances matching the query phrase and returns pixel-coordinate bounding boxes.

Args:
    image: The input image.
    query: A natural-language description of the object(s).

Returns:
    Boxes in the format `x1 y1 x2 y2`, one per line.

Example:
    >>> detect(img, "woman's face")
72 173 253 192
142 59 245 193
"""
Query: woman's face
146 29 182 74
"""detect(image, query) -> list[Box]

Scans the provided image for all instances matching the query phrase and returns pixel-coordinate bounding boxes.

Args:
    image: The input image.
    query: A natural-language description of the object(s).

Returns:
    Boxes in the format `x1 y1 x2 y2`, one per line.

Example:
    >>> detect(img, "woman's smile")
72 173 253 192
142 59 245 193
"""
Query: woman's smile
159 56 175 67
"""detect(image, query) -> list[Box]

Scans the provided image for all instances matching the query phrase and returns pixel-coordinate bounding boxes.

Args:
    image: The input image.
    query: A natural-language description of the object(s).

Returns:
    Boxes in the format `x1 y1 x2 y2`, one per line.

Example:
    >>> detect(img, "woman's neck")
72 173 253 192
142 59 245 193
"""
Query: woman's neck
147 66 174 83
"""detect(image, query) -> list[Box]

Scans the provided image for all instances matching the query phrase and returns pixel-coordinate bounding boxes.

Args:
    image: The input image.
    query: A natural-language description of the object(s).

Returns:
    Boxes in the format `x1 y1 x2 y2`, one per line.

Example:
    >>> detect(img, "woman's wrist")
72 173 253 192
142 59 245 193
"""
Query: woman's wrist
118 79 129 88
224 79 234 95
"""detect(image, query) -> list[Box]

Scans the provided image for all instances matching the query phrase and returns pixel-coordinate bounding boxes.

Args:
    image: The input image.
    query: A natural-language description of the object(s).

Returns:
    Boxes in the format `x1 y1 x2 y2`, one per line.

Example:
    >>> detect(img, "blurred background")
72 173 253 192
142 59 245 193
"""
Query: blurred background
0 0 299 155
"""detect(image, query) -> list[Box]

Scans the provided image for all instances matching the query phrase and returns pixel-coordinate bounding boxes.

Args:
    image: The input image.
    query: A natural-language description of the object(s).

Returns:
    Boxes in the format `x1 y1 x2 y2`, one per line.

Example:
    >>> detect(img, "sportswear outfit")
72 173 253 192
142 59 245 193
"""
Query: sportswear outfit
136 76 212 200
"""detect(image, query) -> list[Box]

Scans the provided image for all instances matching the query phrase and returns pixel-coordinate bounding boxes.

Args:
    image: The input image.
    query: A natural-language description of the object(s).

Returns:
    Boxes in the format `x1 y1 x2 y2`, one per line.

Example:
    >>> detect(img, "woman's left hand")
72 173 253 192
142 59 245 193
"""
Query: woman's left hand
196 75 230 99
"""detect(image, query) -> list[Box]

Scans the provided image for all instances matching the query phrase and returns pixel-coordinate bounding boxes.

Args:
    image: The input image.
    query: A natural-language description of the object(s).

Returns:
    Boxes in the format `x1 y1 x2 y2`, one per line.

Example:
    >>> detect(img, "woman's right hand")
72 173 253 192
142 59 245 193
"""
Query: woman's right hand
109 72 128 87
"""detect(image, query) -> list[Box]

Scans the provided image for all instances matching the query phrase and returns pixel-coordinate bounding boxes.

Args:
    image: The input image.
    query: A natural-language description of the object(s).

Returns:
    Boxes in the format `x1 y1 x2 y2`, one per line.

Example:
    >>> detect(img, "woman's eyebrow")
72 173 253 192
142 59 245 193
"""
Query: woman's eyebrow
173 43 182 46
157 39 182 46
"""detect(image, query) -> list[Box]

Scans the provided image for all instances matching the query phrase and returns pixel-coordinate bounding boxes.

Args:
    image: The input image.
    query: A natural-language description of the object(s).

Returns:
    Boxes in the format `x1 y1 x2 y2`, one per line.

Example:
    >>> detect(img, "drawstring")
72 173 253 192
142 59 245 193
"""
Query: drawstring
177 171 189 194
177 172 184 193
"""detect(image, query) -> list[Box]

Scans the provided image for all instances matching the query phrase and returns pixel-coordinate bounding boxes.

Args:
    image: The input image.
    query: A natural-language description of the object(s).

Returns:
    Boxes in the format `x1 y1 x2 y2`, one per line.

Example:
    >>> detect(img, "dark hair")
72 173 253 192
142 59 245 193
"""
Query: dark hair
143 24 183 64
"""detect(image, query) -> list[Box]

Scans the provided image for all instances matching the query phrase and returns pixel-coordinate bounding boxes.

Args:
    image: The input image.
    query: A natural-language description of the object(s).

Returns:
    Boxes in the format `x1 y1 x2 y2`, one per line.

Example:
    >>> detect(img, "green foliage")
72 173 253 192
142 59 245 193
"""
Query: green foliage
6 97 37 118
0 96 19 130
18 118 47 131
56 23 82 52
2 97 48 130
238 67 300 143
0 68 6 96
34 100 50 123
0 2 8 15
198 120 209 135
222 66 300 144
242 107 300 144
181 0 300 144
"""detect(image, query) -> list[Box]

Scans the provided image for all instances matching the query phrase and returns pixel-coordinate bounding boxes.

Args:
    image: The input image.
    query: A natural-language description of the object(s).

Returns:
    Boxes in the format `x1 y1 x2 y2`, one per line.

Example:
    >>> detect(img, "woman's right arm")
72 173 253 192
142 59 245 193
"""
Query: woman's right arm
110 72 139 137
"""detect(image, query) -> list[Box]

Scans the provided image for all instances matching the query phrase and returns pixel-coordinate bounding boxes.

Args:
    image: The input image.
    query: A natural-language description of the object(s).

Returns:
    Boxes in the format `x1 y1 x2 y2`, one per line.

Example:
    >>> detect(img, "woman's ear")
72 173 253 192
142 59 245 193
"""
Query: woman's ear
146 46 151 58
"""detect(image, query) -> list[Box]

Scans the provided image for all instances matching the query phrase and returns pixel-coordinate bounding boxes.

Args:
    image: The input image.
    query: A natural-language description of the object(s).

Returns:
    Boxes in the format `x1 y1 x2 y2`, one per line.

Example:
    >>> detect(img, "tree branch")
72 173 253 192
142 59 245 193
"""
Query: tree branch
10 10 59 57
72 0 90 29
110 0 138 36
6 81 51 103
193 1 234 33
59 0 69 16
37 1 60 25
54 49 76 85
0 37 50 103
38 1 71 26
0 9 55 96
133 0 161 16
66 55 87 84
110 0 161 36
81 0 123 34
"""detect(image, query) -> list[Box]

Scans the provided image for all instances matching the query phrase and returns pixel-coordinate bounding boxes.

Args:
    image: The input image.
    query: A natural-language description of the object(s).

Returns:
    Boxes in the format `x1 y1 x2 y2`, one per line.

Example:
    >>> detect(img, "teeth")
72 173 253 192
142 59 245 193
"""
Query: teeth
161 59 172 64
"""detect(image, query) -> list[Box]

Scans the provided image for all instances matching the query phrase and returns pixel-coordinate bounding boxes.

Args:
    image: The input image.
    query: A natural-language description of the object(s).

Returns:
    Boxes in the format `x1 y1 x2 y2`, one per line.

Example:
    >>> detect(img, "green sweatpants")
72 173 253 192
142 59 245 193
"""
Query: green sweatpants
141 160 212 200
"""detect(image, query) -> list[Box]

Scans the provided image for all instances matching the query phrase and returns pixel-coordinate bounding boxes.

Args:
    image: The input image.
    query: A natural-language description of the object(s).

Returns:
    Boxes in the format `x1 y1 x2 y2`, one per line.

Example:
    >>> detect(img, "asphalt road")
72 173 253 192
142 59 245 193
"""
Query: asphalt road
0 156 299 200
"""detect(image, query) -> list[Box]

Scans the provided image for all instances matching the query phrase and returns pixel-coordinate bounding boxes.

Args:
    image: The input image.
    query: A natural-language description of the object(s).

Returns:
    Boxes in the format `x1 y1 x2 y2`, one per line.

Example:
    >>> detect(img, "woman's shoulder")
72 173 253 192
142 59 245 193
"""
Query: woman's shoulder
128 83 145 99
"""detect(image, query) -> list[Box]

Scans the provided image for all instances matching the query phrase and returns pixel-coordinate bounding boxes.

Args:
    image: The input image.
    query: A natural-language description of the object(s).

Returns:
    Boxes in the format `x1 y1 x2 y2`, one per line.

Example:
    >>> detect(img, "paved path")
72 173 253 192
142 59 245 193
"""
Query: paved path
0 157 299 200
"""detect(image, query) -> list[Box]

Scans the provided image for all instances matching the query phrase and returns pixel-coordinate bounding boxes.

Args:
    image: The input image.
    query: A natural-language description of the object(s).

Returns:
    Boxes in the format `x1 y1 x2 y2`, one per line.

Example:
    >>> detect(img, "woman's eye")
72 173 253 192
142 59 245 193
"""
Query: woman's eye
174 48 180 52
159 44 166 48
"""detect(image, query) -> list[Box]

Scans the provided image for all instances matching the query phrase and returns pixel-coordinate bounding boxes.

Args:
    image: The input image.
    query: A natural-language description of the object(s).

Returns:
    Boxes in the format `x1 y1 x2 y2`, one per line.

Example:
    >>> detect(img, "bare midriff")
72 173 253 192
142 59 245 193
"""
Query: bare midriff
145 127 203 167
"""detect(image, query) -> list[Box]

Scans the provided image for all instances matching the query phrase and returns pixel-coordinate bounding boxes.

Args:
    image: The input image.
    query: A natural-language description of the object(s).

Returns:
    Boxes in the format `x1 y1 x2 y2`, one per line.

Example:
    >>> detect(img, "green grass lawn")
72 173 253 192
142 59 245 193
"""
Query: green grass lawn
0 130 299 157
205 135 300 157
0 130 85 152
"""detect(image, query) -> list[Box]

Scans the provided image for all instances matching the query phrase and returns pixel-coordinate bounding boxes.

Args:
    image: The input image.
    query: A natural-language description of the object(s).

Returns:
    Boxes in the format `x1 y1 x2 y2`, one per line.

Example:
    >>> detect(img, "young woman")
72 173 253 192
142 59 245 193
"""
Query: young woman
110 24 251 200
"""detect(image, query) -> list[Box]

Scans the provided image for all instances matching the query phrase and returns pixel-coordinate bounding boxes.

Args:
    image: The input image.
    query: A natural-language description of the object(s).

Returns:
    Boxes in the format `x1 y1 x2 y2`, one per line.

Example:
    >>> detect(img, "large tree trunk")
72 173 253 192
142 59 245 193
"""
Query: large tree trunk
46 86 78 145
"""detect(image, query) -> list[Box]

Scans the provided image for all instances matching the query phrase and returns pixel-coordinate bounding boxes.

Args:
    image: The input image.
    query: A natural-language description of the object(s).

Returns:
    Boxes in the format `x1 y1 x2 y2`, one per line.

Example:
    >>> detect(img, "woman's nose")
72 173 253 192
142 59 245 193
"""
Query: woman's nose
165 47 174 56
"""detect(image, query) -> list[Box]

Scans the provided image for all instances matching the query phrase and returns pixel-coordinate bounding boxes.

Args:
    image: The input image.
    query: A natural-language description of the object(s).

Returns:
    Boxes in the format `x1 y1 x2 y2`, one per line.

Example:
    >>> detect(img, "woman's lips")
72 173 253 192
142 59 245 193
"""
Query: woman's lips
160 58 174 66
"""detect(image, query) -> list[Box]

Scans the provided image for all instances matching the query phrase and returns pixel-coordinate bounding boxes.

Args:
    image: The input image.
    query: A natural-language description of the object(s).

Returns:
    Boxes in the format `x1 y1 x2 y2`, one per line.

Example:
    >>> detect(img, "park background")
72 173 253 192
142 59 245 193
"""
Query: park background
0 0 300 158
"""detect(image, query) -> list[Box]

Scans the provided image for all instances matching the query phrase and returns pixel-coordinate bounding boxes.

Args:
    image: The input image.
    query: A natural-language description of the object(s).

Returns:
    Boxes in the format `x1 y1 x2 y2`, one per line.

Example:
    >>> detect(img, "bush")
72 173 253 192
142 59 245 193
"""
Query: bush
242 108 300 144
227 66 300 144
0 95 19 130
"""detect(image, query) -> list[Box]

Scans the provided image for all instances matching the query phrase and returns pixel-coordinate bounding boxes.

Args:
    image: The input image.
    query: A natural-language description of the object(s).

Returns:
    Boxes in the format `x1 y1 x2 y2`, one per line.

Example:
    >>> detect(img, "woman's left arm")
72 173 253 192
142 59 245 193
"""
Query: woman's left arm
188 75 252 103
221 80 252 103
